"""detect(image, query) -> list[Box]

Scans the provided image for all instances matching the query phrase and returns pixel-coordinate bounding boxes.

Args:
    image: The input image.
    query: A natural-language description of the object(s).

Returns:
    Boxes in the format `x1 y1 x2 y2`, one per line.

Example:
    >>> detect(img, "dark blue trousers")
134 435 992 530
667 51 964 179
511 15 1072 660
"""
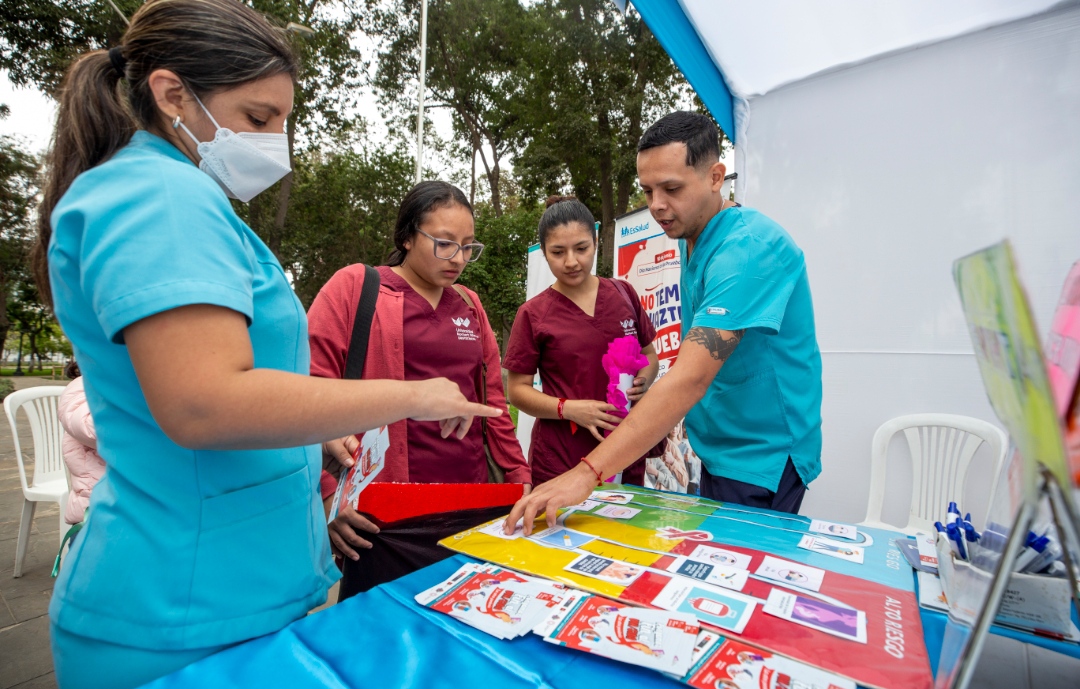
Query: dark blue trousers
699 457 807 514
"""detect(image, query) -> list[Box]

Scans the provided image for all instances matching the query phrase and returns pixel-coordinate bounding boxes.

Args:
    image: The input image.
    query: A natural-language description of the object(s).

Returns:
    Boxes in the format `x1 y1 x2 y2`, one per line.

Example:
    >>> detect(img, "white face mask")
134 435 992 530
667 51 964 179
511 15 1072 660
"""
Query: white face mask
175 94 291 203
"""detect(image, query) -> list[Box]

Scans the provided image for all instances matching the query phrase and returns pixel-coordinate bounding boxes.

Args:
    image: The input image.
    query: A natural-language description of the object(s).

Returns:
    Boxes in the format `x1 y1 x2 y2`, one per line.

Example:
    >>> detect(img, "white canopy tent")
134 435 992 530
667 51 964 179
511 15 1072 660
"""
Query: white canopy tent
624 0 1080 531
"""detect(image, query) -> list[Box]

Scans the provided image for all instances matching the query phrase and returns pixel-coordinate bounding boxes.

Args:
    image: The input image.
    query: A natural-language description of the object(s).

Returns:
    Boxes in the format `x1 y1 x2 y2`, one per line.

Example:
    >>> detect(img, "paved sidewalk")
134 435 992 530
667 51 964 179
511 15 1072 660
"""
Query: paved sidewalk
0 378 66 689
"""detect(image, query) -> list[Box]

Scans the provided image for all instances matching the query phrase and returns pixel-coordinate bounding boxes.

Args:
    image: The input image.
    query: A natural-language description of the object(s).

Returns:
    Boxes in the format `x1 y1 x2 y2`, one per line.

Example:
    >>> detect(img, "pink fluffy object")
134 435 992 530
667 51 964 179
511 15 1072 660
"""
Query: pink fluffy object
602 335 647 419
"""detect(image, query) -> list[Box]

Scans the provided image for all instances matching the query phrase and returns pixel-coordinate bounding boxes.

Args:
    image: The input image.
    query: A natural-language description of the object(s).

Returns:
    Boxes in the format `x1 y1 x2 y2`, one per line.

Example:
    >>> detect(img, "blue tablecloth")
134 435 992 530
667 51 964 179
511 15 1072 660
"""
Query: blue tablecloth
146 554 687 689
144 557 1080 688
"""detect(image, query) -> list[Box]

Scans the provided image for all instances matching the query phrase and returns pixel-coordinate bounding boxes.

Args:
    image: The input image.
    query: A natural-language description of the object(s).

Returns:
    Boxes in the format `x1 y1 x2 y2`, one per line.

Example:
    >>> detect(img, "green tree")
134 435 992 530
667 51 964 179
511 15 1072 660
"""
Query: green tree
513 0 689 274
370 0 529 216
0 0 374 262
283 141 414 307
0 125 40 350
457 200 540 351
7 280 52 373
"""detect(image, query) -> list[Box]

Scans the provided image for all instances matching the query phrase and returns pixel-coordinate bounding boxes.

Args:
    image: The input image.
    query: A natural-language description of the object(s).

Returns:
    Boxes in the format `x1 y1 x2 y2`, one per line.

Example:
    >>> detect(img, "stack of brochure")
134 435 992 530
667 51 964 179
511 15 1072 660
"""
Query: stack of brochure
534 591 702 677
414 563 568 640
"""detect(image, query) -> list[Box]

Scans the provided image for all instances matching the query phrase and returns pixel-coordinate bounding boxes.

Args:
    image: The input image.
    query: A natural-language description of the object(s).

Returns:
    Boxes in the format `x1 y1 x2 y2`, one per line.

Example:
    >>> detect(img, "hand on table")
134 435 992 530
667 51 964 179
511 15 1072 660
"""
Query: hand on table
327 502 380 561
563 400 622 442
504 463 597 535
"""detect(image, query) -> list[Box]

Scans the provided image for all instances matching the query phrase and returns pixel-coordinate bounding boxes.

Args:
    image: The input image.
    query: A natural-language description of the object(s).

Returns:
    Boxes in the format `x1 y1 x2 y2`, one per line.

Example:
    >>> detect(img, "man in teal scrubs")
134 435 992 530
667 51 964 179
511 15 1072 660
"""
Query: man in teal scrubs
637 111 822 512
505 111 822 531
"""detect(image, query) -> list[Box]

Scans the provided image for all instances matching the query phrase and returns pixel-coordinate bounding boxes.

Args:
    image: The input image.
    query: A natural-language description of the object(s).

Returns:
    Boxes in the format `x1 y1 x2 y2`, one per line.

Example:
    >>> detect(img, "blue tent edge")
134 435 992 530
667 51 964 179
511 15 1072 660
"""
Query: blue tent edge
630 0 736 142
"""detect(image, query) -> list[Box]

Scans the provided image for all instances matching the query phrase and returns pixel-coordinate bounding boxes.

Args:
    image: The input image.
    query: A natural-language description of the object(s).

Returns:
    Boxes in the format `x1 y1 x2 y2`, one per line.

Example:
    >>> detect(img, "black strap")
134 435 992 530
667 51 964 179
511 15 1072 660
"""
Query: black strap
344 265 381 380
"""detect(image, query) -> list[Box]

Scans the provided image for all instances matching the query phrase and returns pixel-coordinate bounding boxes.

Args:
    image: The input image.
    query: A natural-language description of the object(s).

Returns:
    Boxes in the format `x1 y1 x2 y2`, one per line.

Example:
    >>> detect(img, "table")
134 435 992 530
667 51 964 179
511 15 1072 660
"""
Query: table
144 537 1079 688
145 554 688 689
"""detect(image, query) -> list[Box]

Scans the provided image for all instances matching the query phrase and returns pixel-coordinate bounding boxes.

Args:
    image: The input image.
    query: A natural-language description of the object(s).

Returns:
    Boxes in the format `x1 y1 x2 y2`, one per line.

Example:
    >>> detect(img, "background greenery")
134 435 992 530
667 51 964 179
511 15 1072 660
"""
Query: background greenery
0 0 724 357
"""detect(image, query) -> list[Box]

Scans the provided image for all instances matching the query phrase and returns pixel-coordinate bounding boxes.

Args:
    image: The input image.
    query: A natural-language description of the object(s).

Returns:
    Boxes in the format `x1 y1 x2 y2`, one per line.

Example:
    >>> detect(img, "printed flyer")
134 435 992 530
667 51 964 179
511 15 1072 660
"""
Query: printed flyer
327 425 389 522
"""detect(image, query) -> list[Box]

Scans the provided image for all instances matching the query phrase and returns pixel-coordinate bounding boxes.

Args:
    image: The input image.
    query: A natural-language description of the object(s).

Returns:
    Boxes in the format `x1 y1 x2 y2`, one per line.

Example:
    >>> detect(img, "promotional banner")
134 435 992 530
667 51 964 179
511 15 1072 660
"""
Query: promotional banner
443 486 931 689
614 207 701 493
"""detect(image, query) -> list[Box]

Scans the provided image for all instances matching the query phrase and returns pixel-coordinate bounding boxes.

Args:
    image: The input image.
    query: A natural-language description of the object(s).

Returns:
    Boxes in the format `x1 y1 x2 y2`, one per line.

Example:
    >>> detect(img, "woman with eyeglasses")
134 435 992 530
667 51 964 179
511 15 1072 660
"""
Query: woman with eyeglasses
307 181 530 598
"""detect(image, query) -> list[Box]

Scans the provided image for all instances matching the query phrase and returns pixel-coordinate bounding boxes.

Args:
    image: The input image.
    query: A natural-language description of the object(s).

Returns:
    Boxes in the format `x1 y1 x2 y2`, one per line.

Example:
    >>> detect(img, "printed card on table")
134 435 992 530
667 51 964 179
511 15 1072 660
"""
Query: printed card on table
592 491 634 504
595 504 641 520
685 635 856 689
652 579 756 635
565 553 644 585
666 557 748 591
540 593 700 676
531 527 595 550
478 518 524 540
763 589 867 644
686 544 752 571
798 535 865 564
755 556 825 592
915 531 939 570
418 564 566 640
327 425 389 522
574 499 601 511
809 519 859 541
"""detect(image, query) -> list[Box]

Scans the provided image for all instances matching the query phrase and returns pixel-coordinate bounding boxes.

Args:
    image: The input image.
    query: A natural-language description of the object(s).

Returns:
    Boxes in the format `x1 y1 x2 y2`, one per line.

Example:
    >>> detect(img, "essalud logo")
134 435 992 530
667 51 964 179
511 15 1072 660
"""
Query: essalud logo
452 317 471 328
620 319 634 329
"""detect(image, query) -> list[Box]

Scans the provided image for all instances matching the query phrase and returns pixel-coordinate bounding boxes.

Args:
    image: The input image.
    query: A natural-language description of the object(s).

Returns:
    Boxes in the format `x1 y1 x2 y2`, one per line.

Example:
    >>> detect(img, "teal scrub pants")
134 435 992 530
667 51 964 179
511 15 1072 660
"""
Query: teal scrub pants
51 624 229 689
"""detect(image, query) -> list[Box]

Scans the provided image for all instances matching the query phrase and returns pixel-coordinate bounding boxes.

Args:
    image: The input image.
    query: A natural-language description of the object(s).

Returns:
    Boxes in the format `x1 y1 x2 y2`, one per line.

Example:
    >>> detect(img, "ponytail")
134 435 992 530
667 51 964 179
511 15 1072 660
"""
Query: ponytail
32 0 298 310
34 50 136 308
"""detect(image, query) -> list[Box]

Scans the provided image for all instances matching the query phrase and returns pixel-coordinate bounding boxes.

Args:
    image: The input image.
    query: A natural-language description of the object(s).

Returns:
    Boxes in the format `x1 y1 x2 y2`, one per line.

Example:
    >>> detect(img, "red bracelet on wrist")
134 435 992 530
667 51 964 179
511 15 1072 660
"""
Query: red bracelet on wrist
580 457 604 486
557 398 567 419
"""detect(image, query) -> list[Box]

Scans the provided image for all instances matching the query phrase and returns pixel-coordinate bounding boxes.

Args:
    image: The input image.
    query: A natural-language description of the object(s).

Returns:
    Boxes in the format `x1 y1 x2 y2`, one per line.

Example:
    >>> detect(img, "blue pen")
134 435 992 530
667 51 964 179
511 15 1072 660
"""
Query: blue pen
935 521 945 534
962 521 980 561
946 502 961 526
946 522 967 560
1014 532 1043 571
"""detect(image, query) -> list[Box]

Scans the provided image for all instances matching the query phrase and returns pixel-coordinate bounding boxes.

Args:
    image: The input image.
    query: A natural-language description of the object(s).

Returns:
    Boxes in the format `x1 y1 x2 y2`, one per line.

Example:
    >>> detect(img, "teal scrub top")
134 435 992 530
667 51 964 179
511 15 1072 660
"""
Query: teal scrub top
679 206 823 492
47 131 339 650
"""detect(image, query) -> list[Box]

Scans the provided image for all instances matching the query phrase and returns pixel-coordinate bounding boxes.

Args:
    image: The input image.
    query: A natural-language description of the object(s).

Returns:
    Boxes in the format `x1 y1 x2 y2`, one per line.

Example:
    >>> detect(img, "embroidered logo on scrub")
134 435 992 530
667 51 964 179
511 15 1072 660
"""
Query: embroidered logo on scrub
620 318 637 336
452 316 478 342
706 307 729 316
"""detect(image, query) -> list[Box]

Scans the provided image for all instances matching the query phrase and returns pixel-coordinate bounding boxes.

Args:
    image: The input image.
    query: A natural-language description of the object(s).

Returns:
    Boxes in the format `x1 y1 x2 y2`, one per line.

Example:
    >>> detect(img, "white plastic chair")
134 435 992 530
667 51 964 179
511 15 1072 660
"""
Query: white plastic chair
5 386 69 577
861 414 1007 535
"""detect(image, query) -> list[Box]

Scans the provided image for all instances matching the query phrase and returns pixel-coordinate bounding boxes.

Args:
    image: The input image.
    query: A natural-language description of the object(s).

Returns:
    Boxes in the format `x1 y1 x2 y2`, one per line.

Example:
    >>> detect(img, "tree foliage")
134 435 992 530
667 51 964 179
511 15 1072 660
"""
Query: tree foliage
1 0 716 359
0 128 41 352
458 201 540 351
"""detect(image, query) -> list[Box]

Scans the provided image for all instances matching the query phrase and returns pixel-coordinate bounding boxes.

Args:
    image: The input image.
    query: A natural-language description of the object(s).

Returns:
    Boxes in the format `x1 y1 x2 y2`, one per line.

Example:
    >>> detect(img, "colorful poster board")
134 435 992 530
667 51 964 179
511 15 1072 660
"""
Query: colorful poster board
614 207 702 493
952 240 1068 495
442 485 932 689
1046 259 1080 487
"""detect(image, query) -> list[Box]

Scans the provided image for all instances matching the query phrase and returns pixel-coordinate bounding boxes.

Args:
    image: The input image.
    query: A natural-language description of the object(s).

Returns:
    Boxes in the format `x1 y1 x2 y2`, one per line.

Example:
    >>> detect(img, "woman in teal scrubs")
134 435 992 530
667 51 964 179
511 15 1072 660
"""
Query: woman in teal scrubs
34 2 496 688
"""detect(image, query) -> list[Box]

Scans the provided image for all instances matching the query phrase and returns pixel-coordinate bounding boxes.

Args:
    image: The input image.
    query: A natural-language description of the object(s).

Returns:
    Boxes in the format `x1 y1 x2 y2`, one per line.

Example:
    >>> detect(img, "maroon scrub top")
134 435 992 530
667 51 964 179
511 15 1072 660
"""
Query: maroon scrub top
503 278 656 484
379 266 486 483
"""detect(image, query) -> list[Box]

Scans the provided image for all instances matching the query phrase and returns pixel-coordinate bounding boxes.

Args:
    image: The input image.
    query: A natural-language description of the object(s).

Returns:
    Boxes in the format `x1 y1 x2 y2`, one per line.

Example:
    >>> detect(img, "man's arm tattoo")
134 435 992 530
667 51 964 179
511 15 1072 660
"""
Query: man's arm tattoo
685 327 745 363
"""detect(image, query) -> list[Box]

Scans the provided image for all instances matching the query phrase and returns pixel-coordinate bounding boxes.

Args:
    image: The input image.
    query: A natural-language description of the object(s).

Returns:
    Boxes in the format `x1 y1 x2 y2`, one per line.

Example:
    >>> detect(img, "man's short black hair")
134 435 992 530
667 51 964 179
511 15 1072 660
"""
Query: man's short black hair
637 111 720 169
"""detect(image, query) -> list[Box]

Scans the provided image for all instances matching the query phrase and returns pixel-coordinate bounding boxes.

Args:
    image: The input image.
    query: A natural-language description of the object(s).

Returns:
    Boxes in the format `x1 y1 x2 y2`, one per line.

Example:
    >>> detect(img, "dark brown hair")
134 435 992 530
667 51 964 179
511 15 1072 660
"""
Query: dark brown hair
386 181 473 266
538 195 595 248
637 111 721 169
33 0 298 308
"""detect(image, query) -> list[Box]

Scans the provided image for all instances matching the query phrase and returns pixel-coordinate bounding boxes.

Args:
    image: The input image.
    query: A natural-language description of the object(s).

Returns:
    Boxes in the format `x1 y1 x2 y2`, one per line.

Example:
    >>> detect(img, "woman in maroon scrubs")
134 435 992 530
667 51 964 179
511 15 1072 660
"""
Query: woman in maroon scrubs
504 197 659 485
309 182 529 592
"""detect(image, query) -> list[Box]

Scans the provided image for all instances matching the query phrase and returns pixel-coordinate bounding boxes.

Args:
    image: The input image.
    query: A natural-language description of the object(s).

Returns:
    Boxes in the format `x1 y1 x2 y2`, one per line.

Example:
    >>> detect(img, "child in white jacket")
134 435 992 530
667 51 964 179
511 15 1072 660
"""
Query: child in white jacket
58 362 104 525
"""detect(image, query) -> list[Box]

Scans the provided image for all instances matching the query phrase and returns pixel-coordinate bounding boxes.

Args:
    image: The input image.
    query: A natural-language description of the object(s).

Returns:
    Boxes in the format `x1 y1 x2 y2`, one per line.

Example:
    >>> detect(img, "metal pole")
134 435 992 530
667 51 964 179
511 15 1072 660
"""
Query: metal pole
415 0 429 184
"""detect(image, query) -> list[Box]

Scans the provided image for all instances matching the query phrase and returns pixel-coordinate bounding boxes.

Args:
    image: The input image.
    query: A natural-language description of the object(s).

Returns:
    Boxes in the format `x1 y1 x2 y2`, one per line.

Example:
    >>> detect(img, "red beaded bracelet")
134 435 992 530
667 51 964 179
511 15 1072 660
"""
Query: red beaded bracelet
580 457 604 486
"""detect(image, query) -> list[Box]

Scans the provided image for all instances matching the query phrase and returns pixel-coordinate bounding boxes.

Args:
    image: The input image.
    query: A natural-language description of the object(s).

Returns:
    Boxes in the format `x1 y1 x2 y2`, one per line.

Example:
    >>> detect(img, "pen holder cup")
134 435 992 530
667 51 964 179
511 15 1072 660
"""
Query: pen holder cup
935 534 1075 639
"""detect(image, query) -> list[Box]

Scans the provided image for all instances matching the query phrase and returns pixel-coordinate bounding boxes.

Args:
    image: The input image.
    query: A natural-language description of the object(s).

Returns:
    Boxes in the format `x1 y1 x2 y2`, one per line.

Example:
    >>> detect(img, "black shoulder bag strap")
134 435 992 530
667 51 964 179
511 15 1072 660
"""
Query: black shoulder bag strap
343 265 381 380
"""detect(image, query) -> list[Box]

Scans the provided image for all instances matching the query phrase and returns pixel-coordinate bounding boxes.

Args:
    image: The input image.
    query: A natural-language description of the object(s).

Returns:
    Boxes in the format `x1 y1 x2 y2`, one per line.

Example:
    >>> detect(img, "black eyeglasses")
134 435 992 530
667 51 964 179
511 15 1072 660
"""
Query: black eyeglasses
416 229 485 262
